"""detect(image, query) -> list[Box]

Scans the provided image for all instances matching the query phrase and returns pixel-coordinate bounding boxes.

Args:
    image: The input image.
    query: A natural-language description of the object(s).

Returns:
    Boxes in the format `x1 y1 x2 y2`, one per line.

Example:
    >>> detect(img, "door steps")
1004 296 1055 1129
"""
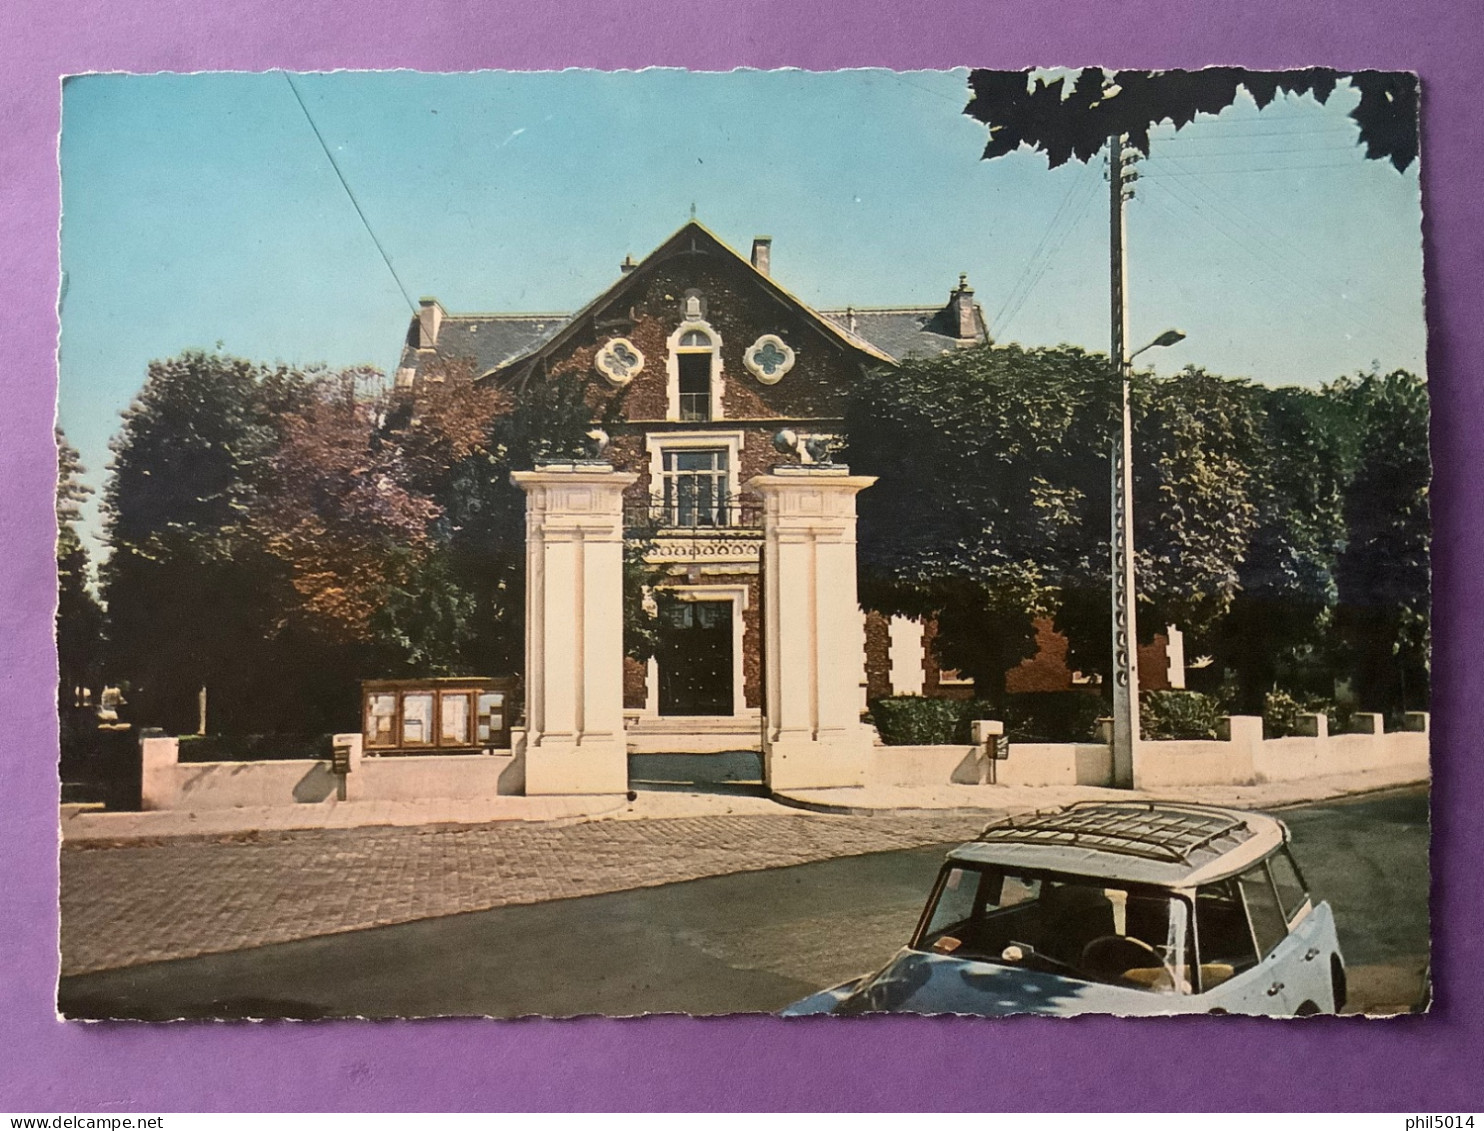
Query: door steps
625 713 762 753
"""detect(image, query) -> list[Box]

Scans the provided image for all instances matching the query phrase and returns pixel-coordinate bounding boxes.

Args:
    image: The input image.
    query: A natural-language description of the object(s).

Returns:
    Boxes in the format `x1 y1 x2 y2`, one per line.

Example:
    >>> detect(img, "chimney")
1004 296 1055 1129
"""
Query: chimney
952 274 977 340
619 254 638 275
751 237 772 277
417 297 445 349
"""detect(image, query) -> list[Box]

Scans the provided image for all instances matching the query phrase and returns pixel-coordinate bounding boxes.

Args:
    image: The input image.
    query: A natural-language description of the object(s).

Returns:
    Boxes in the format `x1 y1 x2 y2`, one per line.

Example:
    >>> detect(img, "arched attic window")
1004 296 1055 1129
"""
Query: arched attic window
668 323 724 422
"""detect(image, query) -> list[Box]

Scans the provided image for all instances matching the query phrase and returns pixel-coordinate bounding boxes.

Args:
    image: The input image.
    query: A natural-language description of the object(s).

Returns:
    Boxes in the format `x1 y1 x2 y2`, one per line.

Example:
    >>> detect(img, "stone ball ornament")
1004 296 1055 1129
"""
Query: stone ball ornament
744 334 795 384
595 337 644 386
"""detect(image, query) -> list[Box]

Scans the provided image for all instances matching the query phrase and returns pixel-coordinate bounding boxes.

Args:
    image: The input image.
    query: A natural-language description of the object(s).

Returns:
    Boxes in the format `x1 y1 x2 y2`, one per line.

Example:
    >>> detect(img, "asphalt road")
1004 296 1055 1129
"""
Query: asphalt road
58 785 1429 1020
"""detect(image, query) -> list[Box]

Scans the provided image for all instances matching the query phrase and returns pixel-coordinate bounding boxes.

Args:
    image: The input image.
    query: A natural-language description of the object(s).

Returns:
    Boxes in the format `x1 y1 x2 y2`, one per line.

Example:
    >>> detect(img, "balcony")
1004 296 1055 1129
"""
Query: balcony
626 497 763 533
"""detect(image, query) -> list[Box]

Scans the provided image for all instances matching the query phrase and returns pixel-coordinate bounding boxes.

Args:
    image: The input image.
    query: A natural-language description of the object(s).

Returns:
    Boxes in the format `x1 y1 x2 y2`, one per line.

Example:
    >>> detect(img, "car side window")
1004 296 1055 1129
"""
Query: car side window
1238 864 1290 958
1195 879 1261 975
1267 849 1310 924
924 867 981 938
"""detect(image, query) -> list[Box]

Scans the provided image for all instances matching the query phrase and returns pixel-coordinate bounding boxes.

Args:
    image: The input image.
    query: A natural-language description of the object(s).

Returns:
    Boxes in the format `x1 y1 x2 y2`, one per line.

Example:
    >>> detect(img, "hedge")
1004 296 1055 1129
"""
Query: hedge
1004 691 1106 743
871 692 1105 746
176 733 335 762
1140 691 1224 741
870 697 984 745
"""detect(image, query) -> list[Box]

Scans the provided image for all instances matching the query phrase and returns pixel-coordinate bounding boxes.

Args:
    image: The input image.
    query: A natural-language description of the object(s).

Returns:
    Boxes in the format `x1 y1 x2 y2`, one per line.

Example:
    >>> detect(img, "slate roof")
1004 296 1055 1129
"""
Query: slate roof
394 221 989 381
819 306 989 361
396 313 571 382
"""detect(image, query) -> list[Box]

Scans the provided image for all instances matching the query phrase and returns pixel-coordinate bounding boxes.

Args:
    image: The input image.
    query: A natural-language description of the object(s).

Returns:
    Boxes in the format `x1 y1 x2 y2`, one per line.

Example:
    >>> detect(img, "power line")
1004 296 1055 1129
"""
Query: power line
1139 178 1409 362
1143 161 1374 176
998 167 1102 336
992 161 1091 332
1142 144 1403 328
281 71 417 314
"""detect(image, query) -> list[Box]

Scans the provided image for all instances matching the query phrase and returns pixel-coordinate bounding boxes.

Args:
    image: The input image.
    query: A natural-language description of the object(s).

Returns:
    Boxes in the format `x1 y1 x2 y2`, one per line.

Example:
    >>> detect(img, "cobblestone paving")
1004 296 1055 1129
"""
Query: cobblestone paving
60 812 986 975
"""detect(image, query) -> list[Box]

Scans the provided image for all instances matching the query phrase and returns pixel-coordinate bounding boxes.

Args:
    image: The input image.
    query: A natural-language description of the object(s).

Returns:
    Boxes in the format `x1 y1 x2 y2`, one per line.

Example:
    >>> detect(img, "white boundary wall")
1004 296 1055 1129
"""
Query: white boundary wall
140 734 525 812
138 712 1430 809
867 713 1428 790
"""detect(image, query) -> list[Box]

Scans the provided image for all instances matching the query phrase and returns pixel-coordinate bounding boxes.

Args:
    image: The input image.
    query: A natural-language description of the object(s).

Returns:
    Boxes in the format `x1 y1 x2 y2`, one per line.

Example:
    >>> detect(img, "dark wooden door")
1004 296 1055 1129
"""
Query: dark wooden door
658 599 733 716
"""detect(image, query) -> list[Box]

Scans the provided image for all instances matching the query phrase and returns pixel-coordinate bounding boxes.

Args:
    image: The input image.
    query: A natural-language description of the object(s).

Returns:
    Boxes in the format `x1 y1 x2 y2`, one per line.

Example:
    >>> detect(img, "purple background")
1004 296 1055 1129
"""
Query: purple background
2 0 1479 1112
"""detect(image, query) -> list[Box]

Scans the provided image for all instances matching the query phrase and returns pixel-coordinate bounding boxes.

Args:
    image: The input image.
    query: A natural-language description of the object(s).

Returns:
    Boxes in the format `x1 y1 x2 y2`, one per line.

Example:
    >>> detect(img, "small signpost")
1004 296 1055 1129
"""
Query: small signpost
331 740 353 775
970 719 1008 785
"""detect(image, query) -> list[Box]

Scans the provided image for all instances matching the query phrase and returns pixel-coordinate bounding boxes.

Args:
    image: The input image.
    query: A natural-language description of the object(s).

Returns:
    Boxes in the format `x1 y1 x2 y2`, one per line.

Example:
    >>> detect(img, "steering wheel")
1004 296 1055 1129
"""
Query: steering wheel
1079 934 1176 984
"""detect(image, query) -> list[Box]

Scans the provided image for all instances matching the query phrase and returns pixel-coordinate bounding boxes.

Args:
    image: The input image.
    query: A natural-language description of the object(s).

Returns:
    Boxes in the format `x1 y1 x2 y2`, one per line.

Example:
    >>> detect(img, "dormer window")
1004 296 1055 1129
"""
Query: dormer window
667 322 724 422
678 331 713 420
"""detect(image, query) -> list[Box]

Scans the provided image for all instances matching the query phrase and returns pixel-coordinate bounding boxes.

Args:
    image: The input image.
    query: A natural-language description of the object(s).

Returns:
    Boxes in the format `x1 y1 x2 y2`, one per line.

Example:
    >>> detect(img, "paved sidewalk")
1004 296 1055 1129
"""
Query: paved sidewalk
772 762 1431 815
60 793 627 845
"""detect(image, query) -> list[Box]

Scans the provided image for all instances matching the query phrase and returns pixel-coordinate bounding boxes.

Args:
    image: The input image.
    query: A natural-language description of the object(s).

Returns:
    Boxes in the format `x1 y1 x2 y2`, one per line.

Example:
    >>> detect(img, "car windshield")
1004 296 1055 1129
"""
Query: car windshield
913 864 1194 994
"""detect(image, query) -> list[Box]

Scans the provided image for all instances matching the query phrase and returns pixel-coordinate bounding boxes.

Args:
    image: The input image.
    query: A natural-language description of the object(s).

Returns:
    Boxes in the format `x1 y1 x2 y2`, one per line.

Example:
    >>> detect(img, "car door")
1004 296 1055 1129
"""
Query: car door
1234 860 1310 1013
1266 846 1341 1012
1194 866 1306 1015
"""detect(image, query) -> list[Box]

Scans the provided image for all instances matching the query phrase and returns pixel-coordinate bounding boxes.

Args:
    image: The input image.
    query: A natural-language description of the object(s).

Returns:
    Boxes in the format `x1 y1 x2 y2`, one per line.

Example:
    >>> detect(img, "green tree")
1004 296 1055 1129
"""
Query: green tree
55 428 105 708
849 347 1268 701
1333 369 1430 715
409 370 647 679
1056 367 1263 686
101 353 293 732
1212 385 1350 710
847 343 1111 700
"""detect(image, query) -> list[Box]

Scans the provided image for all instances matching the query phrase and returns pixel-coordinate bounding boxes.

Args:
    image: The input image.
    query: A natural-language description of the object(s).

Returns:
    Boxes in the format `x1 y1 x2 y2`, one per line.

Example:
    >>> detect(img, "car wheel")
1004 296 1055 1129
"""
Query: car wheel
1295 1000 1321 1017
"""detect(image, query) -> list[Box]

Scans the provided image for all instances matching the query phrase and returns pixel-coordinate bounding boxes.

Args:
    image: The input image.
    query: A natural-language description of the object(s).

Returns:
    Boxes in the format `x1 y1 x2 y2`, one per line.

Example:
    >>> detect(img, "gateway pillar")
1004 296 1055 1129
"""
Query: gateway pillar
512 463 638 795
749 466 876 791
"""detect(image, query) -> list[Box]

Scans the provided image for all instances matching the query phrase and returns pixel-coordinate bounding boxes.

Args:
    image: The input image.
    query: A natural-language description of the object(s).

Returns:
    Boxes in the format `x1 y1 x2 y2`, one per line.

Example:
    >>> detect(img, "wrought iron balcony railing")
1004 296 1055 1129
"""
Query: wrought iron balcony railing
626 497 763 532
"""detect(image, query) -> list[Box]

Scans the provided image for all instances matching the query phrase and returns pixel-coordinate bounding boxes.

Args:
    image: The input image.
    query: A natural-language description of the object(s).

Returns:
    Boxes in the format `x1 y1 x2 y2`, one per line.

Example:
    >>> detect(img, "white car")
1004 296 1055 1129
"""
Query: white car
783 800 1346 1018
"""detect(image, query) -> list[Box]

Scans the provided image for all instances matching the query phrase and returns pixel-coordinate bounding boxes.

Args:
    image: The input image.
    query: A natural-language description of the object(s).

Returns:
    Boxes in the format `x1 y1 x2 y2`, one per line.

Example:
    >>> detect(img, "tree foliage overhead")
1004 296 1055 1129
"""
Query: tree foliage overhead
965 68 1419 172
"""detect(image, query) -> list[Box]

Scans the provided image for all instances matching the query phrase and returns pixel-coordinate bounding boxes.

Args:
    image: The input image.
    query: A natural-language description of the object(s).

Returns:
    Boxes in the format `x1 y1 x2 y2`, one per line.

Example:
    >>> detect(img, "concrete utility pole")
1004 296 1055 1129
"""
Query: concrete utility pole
1107 132 1184 789
1108 132 1140 789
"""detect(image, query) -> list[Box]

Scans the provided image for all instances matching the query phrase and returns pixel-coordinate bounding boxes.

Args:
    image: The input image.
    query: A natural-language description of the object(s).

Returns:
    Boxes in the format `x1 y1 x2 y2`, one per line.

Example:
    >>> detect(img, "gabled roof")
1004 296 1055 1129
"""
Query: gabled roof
395 221 987 382
476 220 896 381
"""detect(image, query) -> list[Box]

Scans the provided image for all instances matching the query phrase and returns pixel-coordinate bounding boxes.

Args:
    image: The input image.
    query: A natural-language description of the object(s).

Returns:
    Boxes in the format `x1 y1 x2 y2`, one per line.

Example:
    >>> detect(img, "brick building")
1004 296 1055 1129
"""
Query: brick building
395 221 1172 741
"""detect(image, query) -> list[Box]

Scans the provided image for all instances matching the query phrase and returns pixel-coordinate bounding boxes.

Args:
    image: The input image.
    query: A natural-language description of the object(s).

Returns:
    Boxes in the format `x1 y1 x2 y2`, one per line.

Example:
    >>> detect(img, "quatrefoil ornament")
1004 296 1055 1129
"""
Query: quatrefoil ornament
744 334 795 384
595 337 644 386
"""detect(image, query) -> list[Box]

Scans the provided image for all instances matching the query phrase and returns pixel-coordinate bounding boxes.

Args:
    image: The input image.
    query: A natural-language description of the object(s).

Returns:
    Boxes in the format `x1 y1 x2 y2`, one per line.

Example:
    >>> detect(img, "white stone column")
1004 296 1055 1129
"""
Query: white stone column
511 463 639 795
749 466 876 791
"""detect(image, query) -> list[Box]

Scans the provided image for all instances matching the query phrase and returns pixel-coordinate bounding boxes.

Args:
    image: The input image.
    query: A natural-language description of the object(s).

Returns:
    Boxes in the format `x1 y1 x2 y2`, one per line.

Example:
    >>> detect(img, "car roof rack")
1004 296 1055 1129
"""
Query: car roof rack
975 801 1253 864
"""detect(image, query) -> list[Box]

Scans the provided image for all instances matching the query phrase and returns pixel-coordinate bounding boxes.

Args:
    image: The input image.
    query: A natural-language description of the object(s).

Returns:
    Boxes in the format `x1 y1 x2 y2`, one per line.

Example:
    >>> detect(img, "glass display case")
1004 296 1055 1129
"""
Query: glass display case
360 677 518 755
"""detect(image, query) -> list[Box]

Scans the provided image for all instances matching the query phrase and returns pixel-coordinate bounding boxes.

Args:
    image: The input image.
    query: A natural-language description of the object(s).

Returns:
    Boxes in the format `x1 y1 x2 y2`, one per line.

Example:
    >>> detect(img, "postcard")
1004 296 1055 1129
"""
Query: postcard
54 67 1428 1021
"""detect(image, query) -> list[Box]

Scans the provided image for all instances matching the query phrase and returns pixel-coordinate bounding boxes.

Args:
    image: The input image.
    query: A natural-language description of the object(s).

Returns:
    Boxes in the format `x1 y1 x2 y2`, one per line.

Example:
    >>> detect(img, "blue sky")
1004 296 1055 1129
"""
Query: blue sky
58 68 1426 552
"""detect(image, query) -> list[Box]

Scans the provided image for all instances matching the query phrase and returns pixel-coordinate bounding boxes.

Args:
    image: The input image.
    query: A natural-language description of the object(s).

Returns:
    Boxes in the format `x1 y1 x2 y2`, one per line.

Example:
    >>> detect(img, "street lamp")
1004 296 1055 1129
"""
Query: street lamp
1108 322 1185 788
1130 329 1187 360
